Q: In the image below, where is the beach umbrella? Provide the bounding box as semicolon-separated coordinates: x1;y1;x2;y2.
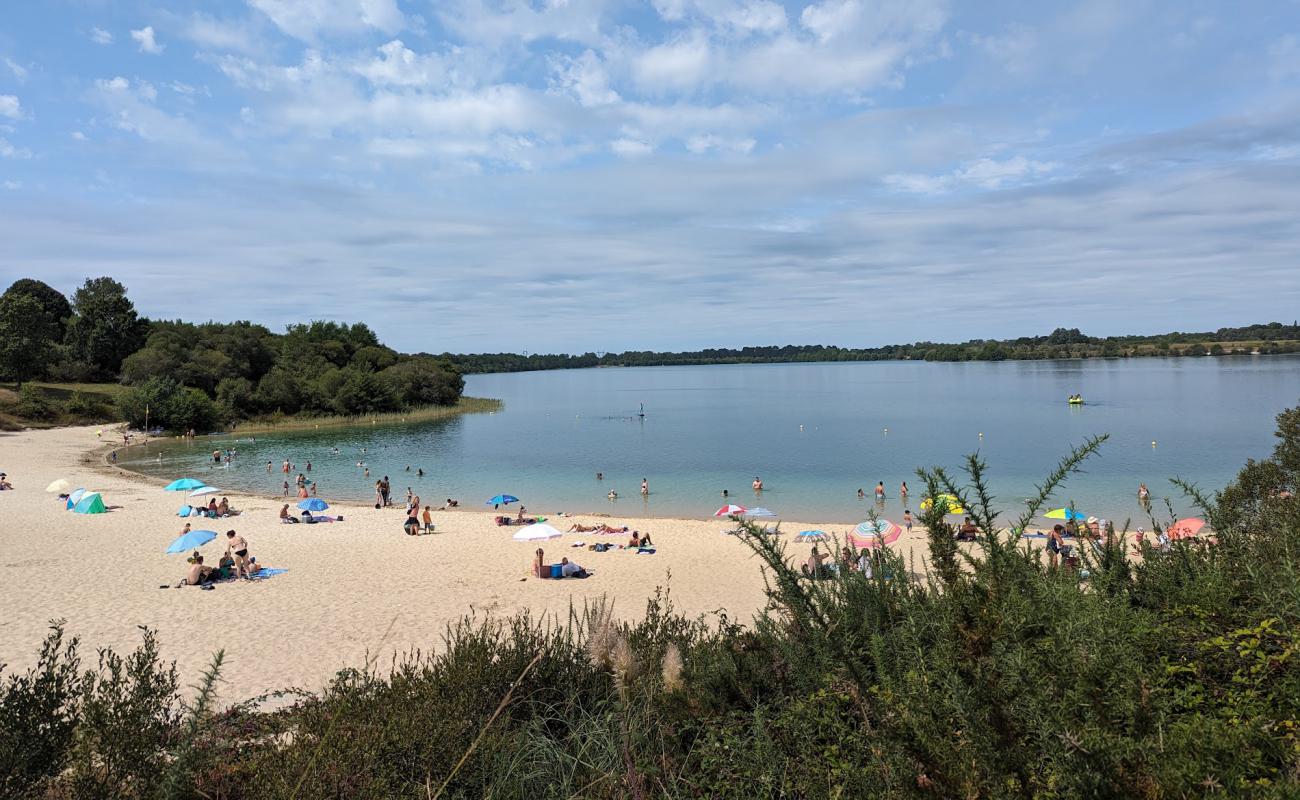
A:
743;507;777;518
45;478;71;494
714;504;748;517
486;494;519;506
796;530;827;542
512;523;562;541
1045;508;1088;521
851;519;902;549
188;486;220;497
1169;518;1206;539
920;494;965;514
72;492;107;514
297;498;329;512
164;478;207;492
166;529;217;554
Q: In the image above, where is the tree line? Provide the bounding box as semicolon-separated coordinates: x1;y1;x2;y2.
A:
0;278;464;431
439;323;1300;373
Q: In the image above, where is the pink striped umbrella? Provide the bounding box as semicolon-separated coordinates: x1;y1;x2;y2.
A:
714;504;748;517
850;519;903;549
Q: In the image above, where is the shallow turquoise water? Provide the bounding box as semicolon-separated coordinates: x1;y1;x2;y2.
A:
121;356;1300;524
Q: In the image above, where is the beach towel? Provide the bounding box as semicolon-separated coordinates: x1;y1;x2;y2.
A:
247;567;288;581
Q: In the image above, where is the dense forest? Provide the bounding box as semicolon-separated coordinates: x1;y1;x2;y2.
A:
0;278;464;431
440;322;1300;373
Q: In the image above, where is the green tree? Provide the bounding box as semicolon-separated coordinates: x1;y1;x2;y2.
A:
380;359;465;407
333;370;397;415
2;279;72;340
65;277;147;379
0;292;61;387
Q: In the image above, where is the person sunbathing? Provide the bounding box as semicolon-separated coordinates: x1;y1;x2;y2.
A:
185;553;216;585
560;557;588;578
0;472;12;490
628;532;641;548
598;524;629;534
639;531;653;547
568;523;599;532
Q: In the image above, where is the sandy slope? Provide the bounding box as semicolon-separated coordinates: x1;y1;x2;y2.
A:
0;425;943;703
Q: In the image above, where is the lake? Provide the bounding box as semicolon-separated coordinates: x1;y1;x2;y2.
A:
121;356;1300;524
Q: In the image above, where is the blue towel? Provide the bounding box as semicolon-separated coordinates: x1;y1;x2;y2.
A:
248;567;288;581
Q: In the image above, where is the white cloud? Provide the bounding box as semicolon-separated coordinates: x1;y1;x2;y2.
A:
2;180;20;190
98;76;130;93
0;95;20;119
611;137;654;158
633;34;712;92
5;58;28;81
90;27;113;45
550;50;620;107
131;26;165;54
0;137;31;159
685;133;756;155
71;131;87;141
183;13;260;53
885;155;1057;193
800;0;863;43
354;40;446;88
249;0;404;41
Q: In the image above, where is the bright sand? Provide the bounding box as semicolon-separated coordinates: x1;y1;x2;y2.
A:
1;425;945;704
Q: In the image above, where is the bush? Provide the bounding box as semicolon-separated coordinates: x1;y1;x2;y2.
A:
14;385;55;421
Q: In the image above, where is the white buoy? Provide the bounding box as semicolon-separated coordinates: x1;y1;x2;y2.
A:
799;424;804;431
883;427;888;433
979;432;984;438
1152;440;1157;448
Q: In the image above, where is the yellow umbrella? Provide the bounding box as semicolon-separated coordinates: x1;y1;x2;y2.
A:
920;493;965;514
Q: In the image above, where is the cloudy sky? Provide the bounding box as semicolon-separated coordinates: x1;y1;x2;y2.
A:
2;1;1299;354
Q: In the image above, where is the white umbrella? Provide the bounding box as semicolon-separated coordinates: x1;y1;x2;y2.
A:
189;486;220;497
512;523;562;541
45;478;71;494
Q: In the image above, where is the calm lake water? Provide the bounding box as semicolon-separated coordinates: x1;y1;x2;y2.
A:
122;357;1300;524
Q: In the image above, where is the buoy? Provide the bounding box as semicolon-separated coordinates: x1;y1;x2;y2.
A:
1152;440;1157;448
883;427;888;433
978;432;984;438
799;424;804;431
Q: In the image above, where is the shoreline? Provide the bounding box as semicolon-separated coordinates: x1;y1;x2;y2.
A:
2;425;946;705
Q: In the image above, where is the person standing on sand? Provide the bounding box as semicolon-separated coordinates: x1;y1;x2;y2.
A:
225;530;250;579
903;510;913;532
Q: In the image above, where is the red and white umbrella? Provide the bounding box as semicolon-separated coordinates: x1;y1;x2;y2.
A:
714;504;748;517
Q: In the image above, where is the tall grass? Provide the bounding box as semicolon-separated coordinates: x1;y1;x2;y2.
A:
227;396;502;433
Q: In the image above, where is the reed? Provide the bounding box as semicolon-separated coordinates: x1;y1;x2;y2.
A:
226;396;502;433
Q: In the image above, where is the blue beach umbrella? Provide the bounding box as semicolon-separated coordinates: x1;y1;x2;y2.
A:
165;478;207;492
796;530;827;542
486;494;519;506
166;529;217;554
743;507;777;518
297;498;329;512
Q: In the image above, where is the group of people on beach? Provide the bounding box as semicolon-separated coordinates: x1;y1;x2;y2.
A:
181;529;260;585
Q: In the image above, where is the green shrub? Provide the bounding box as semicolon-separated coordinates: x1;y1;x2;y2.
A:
14;385;56;421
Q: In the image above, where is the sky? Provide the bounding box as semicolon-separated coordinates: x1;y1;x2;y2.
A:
1;1;1299;355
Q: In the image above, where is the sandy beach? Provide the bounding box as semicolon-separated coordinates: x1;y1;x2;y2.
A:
0;425;949;704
